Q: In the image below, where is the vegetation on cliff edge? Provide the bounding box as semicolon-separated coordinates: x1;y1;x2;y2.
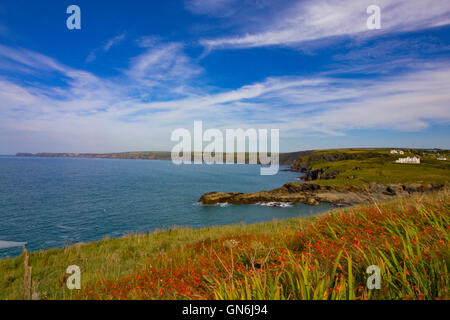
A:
0;190;448;300
291;148;450;186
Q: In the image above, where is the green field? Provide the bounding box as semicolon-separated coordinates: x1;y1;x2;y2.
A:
292;148;450;186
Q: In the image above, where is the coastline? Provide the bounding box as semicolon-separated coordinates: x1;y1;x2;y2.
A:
14;150;314;166
0;190;447;300
1;149;448;300
199;148;450;206
199;181;445;206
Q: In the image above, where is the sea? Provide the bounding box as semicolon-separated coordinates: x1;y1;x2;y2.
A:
0;156;331;258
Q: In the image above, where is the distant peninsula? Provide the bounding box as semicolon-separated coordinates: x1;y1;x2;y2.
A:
16;151;173;160
15;150;315;165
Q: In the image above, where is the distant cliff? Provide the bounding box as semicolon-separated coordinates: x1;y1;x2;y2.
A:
15;151;313;165
16;152;172;160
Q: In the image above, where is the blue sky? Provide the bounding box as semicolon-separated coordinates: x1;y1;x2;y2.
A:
0;0;449;153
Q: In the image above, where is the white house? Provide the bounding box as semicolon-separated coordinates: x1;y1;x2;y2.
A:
437;157;447;161
394;157;420;164
390;149;404;155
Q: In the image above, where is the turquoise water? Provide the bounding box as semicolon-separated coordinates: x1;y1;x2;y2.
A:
0;156;331;258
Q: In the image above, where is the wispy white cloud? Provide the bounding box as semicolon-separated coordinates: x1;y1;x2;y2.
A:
126;42;203;94
1;41;449;153
184;0;239;17
199;0;450;50
86;32;126;63
136;35;161;48
0;44;70;74
104;33;126;51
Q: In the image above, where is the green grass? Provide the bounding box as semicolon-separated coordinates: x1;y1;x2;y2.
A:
2;148;449;300
293;149;450;187
210;191;450;300
0;219;301;300
0;190;448;300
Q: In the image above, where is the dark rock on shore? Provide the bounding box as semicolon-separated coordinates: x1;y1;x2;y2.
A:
198;182;444;206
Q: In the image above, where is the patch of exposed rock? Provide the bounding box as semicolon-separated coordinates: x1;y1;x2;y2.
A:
199;182;444;206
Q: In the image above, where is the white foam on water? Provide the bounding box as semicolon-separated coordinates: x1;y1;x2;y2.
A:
258;202;293;208
196;202;230;207
0;240;27;249
56;224;75;230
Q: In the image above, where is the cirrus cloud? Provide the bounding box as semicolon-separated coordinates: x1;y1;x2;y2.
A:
199;0;450;50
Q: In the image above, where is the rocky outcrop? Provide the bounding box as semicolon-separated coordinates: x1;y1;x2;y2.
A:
301;168;339;181
199;182;444;206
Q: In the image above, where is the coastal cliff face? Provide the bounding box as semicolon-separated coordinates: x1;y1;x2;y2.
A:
199;149;450;206
199;182;445;206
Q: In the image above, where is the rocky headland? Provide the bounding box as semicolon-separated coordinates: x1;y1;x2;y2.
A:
199;181;445;206
199;149;449;206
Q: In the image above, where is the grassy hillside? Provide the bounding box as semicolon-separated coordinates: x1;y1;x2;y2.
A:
1;189;448;300
292;148;450;186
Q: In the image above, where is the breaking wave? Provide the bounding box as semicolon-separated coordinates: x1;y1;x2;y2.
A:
0;240;27;249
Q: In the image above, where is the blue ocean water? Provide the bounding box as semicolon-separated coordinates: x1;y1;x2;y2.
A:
0;156;331;258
